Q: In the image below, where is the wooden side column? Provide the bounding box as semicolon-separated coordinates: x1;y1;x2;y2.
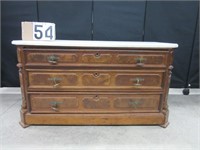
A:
160;49;174;128
17;46;29;128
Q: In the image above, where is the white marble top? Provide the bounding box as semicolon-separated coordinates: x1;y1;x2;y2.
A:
11;40;178;49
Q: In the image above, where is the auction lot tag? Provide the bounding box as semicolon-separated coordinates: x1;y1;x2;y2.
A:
33;22;55;40
21;21;56;41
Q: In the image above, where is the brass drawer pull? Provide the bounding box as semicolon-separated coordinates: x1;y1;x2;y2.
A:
135;57;146;66
131;77;144;86
128;100;142;108
47;55;59;64
49;101;62;111
48;77;62;88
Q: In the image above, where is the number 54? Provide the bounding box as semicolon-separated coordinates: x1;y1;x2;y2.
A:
33;23;55;40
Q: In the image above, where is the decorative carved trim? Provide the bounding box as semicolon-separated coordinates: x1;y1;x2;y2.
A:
17;46;28;127
161;49;174;126
19;71;26;109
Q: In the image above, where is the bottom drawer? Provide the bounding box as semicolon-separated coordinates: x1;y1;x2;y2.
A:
29;93;161;113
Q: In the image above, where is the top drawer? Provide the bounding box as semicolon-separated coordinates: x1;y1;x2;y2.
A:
24;49;168;68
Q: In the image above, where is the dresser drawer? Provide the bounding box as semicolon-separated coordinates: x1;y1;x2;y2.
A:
29;93;161;113
25;51;78;65
24;50;167;68
27;69;164;91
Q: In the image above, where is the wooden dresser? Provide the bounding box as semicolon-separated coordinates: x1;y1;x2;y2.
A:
12;40;178;128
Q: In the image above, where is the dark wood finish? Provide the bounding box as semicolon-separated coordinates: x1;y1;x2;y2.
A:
16;46;174;128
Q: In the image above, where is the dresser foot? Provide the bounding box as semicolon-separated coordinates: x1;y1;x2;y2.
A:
19;121;30;128
160;122;169;128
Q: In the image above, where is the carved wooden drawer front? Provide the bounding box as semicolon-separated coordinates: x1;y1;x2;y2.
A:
25;51;78;65
30;95;79;113
113;94;160;112
116;54;166;67
28;72;78;89
81;53;112;64
27;70;164;91
24;50;167;68
30;93;161;113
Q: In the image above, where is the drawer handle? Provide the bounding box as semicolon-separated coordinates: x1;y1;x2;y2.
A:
128;100;142;108
48;77;62;88
49;101;62;111
47;55;59;64
135;57;146;66
131;77;144;86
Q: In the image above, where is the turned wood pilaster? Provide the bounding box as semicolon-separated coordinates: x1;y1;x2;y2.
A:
160;50;174;128
17;46;29;128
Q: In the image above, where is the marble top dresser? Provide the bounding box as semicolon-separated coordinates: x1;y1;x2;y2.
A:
12;40;178;128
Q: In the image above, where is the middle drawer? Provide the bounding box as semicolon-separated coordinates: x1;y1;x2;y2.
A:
27;69;165;91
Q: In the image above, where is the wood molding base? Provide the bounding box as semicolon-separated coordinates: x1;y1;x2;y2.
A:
25;113;165;126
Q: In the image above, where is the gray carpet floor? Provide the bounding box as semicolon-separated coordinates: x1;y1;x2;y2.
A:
0;94;199;150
